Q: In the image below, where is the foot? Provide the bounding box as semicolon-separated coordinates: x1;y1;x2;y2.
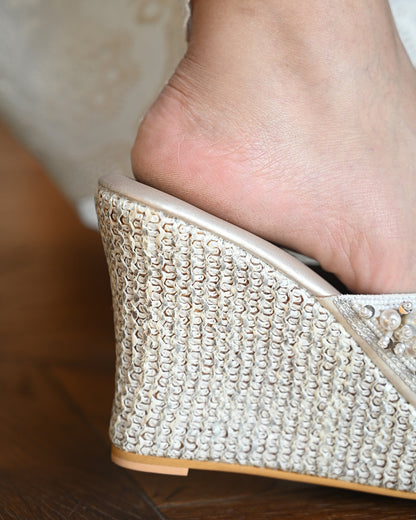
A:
131;0;416;294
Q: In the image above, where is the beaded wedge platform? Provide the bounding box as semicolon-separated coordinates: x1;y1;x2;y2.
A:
96;174;416;500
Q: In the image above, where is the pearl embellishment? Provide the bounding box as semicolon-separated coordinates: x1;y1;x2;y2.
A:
395;324;416;341
357;303;416;361
393;342;406;356
379;309;402;331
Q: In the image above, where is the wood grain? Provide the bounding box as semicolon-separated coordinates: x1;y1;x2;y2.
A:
0;123;164;520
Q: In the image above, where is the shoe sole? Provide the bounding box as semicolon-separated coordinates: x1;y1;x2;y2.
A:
111;446;416;499
96;174;416;500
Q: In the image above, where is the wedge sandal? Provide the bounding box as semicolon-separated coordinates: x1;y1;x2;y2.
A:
95;174;416;500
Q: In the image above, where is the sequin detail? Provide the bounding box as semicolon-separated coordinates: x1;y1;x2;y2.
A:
96;187;416;494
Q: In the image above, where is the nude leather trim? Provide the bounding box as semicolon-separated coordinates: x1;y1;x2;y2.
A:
98;174;338;298
112;447;416;500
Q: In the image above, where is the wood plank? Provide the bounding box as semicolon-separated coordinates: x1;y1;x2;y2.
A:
0;362;164;520
0;121;165;520
51;366;115;442
158;481;416;520
0;124;115;366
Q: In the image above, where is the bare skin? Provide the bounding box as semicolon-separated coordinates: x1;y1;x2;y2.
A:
132;0;416;294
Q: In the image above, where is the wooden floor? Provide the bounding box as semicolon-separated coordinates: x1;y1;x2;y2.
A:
1;120;416;520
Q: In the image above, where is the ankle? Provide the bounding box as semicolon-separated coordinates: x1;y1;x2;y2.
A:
184;0;409;122
188;0;401;68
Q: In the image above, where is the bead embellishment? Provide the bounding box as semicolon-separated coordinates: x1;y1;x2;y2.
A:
399;301;413;315
355;302;416;355
352;301;416;374
332;293;416;397
357;305;375;320
379;308;402;332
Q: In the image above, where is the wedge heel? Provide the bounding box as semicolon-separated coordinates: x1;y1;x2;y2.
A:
95;176;416;499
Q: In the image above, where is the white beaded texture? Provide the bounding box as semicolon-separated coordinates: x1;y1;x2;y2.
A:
337;296;416;394
96;187;416;494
